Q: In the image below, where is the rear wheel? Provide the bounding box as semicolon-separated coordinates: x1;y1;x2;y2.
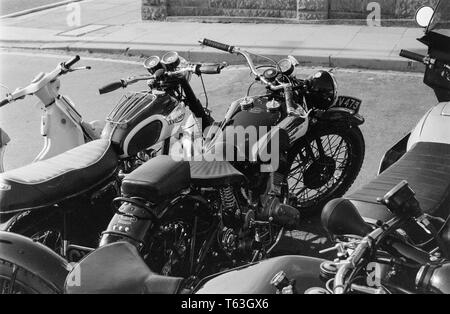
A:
145;208;213;279
288;125;365;216
0;259;58;294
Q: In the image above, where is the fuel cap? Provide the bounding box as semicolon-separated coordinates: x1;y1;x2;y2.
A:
266;99;281;113
239;97;254;110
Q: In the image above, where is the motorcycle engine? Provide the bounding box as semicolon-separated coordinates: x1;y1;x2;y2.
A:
217;186;255;259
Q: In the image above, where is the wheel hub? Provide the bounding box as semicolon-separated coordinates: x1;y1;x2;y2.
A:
303;156;336;189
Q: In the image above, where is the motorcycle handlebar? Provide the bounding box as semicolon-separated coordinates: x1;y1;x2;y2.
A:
198;63;223;75
399;50;426;63
0;98;9;108
201;38;234;53
64;55;81;68
99;80;124;95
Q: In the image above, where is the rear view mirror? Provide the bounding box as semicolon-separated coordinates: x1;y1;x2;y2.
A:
415;6;434;28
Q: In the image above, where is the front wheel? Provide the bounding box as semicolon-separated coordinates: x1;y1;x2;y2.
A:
0;259;58;294
287;125;365;216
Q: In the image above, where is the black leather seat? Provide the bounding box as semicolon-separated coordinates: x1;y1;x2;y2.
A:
121;155;191;203
65;242;183;294
346;142;450;223
0;139;118;213
190;160;246;187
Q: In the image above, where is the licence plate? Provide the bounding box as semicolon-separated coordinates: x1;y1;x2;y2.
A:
334;96;362;113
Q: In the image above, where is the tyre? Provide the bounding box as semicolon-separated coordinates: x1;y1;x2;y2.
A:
288;125;365;216
0;259;59;294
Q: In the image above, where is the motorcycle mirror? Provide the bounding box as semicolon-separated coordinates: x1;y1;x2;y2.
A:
321;198;372;237
415;6;434;28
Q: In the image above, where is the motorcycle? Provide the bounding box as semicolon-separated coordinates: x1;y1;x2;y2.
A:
0;53;216;261
337;2;450;248
94;39;365;280
0;56;103;172
62;181;450;294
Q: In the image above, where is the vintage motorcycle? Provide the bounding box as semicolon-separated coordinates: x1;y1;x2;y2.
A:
88;40;365;280
0;53;216;261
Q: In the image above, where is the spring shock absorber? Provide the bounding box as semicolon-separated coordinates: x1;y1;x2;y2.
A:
220;186;239;215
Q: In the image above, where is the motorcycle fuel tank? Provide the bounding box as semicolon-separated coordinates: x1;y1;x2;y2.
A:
101;92;179;158
196;255;325;294
217;96;283;161
408;101;450;150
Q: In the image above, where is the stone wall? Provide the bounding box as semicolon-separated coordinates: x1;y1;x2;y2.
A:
142;0;438;21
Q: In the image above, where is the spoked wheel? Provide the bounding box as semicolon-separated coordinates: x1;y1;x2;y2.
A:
288;126;365;216
0;260;58;294
148;220;193;278
146;213;212;279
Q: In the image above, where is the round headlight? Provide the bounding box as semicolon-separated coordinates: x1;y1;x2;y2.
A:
305;70;338;110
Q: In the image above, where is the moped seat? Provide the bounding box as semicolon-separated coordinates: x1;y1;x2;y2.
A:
65;242;183;294
0;139;118;213
346;142;450;223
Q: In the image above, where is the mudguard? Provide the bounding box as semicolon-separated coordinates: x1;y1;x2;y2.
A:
317;107;365;126
0;231;70;293
0;128;10;148
408;102;450;150
378;133;411;174
195;255;326;294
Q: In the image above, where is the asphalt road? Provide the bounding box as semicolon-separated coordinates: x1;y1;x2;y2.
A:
0;49;437;255
0;0;64;16
0;50;436;185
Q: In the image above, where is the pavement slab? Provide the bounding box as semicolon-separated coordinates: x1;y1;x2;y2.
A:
0;0;431;72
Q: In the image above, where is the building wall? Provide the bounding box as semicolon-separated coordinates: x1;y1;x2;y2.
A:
142;0;438;21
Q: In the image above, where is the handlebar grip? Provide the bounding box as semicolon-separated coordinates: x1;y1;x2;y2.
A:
64;55;81;68
199;64;222;75
0;98;9;108
399;50;426;63
201;38;234;53
99;81;124;95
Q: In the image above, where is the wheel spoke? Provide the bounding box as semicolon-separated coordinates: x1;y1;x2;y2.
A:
7;265;19;294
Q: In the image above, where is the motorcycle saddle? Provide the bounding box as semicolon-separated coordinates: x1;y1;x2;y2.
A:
0;139;118;213
65;242;183;294
121;155;191;203
189;160;246;187
121;155;246;204
346;142;450;223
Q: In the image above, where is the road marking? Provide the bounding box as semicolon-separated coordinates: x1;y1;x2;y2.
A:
0;49;424;77
0;49;142;65
0;0;84;19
